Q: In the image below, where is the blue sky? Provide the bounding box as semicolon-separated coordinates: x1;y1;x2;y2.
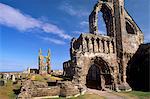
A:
0;0;149;72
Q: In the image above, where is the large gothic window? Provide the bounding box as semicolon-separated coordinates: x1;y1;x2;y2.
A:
98;12;107;35
98;4;114;36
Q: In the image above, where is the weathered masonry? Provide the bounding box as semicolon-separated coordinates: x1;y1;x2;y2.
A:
63;0;144;91
38;49;51;74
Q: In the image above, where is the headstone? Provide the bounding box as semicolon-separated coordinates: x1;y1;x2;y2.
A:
3;74;9;80
11;75;16;82
0;80;5;86
0;74;2;79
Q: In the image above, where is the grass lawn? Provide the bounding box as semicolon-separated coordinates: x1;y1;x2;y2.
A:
55;93;105;99
0;79;149;99
72;93;105;99
0;80;21;99
111;91;150;99
121;91;150;99
30;74;63;82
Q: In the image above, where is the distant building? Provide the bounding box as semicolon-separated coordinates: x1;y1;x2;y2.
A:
38;48;51;74
27;49;51;75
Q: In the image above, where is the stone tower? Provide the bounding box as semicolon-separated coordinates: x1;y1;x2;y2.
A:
38;49;51;74
46;49;51;74
63;0;144;92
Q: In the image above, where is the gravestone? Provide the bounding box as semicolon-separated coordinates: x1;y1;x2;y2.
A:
0;80;5;86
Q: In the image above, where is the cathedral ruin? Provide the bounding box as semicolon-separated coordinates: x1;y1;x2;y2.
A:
38;49;51;74
63;0;144;91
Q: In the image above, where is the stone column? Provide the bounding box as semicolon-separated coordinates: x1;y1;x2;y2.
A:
82;37;87;52
122;60;127;83
104;40;108;53
109;41;114;53
107;41;110;53
113;66;120;91
88;38;93;52
94;39;98;53
99;39;103;52
100;75;105;90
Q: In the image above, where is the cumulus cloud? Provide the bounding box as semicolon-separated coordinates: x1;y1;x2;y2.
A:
59;2;89;17
0;3;71;39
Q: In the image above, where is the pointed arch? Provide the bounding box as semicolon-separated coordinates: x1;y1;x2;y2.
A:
89;3;114;36
86;56;114;90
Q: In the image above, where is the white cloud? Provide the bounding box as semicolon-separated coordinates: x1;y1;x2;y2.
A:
59;2;89;17
0;3;71;39
40;37;66;45
80;21;89;27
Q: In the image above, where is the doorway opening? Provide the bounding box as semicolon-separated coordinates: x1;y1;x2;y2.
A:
86;57;113;90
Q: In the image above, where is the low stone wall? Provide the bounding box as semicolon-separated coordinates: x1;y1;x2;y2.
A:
34;87;60;97
59;81;80;97
18;80;85;98
32;81;48;88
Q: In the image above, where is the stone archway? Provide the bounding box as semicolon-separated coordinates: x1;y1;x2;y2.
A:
89;3;114;36
86;57;114;90
86;64;101;89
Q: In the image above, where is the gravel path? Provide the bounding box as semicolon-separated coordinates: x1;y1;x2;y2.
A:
87;88;126;99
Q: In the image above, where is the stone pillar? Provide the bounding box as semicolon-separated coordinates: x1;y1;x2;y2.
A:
107;41;110;53
104;40;108;53
101;40;105;53
122;60;127;83
94;39;99;53
99;39;103;52
82;37;87;52
47;49;51;74
113;66;120;91
101;75;105;90
109;41;114;53
88;38;93;52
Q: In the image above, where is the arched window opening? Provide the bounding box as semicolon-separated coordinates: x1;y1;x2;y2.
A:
126;22;135;34
98;12;107;35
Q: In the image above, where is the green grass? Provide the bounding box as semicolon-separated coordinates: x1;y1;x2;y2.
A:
0;80;21;99
111;90;150;99
1;80;149;99
30;74;63;82
121;91;150;99
71;93;105;99
53;94;105;99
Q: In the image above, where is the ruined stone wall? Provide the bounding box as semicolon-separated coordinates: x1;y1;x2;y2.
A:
127;43;150;91
71;34;115;54
63;60;74;79
63;0;144;91
66;33;119;88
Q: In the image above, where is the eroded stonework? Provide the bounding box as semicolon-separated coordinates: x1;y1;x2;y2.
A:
38;49;51;74
63;0;144;91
